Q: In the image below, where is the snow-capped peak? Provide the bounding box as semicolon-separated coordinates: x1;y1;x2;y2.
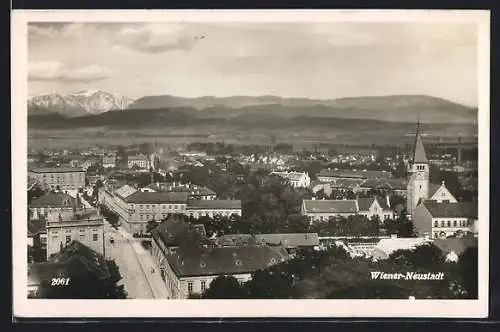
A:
28;90;135;117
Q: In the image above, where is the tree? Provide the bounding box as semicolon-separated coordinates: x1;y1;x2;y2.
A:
202;275;246;299
458;247;478;299
36;259;128;299
388;243;446;269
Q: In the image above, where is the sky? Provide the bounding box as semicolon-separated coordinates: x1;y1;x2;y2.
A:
28;22;478;106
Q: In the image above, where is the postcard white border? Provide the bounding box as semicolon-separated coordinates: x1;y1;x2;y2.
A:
12;9;490;318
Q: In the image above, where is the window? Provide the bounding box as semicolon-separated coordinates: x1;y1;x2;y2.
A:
65;235;71;243
453;220;457;227
79;234;86;241
434;221;438;227
447;220;451;227
201;281;206;292
434;232;439;239
188;282;193;294
93;234;98;241
441;220;445;227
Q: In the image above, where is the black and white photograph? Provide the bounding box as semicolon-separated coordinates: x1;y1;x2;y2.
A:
12;10;490;318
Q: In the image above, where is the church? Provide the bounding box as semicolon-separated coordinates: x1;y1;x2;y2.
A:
407;124;478;239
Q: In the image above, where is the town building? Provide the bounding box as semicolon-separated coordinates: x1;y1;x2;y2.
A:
150;219;289;299
412;200;478;239
102;153;116;168
358;178;408;196
357;196;394;221
45;205;105;259
100;183;240;233
28;241;110;298
127;154;150;169
316;169;392;183
29;192;76;220
29;167;85;191
301;197;394;222
141;182;217;200
186;200;242;219
406;123;464;222
28;218;47;250
271;171;311;188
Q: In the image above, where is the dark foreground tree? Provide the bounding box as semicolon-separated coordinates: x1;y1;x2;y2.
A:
36;259;128;299
459;246;478;299
202;275;246;299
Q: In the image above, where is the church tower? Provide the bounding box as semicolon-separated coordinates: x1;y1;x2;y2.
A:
406;121;429;218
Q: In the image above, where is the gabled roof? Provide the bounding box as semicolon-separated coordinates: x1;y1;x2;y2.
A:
422;201;477;218
29;193;76;208
167;246;290;278
186;199;241;210
360;178;407;191
357;197;375;211
429;183;442;198
303;200;358;214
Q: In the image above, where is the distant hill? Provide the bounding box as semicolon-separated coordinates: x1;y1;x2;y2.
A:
128;94;477;124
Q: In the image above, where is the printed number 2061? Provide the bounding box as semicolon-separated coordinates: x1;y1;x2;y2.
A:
51;278;70;286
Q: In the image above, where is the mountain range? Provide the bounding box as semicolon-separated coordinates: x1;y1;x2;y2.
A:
27;90;478;127
28;90;135;117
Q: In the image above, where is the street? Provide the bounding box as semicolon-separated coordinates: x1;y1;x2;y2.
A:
104;223;154;299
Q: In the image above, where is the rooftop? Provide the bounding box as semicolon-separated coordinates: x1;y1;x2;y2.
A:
167;245;290;278
317;169;392;180
187;199;242;210
29;192;76;208
125;191;189;204
303;200;358;214
30;167;84;173
422;201;477;218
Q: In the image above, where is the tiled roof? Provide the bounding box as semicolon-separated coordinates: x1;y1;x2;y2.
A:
29;241;110;286
303;200;357;214
30;167;84;173
357;197;375;211
167;246;289;278
432;237;478;256
125;191;189;204
423;201;477;218
151;217;210;248
145;182;216;196
186;199;242;210
29;193;76;208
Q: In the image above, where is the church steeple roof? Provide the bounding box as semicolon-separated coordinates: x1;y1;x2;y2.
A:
413;120;428;164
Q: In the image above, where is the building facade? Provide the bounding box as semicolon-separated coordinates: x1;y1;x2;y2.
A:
412;200;477;239
29;192;76;220
127;154;150;169
271;171;311;188
29;167;85;191
45;207;105;259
